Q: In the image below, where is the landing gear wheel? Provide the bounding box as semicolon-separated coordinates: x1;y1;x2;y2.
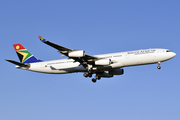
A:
83;73;92;78
157;66;161;69
92;78;97;83
89;74;92;78
96;76;101;80
157;62;161;69
83;73;89;78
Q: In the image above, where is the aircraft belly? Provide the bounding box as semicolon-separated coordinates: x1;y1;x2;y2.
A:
29;66;70;74
48;63;80;73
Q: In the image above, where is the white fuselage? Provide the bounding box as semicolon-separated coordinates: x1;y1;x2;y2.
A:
17;48;176;74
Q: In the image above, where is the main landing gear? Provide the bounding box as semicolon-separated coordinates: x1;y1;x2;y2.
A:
83;72;101;83
92;78;96;83
92;75;101;83
157;62;161;69
83;72;92;78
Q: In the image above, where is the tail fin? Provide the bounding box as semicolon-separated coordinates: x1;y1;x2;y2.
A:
13;44;42;64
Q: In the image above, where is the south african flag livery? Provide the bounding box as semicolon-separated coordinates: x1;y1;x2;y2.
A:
13;44;42;64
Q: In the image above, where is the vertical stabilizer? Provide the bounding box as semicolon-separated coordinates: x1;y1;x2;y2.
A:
13;44;42;63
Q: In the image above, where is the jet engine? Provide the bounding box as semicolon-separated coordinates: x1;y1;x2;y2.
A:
109;69;124;75
97;72;113;78
95;59;111;65
68;50;85;57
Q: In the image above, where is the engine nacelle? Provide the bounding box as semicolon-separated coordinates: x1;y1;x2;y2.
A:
68;50;85;57
95;59;111;65
109;69;124;75
98;72;113;78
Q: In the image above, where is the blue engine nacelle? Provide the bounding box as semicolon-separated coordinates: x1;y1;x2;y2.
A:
109;69;124;75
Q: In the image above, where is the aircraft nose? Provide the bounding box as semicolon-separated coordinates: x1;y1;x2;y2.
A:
172;52;176;57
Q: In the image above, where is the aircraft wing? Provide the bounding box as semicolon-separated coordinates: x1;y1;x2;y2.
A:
39;36;73;51
39;36;98;67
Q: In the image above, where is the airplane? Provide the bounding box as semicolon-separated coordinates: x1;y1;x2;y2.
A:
6;36;176;83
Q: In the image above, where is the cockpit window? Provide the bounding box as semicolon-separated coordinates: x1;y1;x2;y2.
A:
166;50;171;52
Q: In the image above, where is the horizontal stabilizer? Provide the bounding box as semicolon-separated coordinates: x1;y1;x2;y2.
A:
5;59;30;67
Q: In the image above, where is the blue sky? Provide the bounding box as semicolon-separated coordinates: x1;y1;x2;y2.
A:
1;0;180;120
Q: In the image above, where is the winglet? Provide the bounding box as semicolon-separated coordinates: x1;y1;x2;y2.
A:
38;36;47;42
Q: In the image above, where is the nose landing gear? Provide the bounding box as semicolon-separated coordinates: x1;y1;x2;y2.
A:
157;62;161;69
